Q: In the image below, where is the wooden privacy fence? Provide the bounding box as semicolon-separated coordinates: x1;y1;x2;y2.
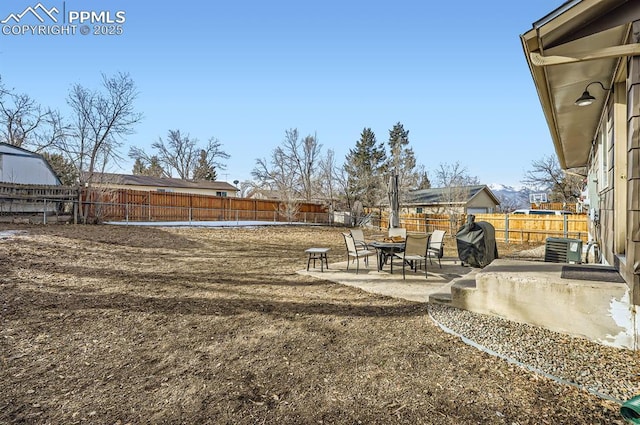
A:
372;212;589;244
374;212;464;235
82;189;331;224
531;202;583;213
473;213;588;243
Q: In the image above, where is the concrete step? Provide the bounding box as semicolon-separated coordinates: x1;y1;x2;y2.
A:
450;278;478;306
451;278;477;290
428;292;452;305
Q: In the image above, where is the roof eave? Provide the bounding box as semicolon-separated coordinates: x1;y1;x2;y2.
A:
520;0;634;170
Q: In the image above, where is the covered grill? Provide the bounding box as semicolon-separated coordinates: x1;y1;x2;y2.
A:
456;215;498;268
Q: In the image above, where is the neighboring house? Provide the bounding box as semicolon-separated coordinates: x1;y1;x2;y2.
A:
89;173;239;197
245;188;324;204
521;0;639;347
403;185;500;215
246;188;283;201
0;143;61;186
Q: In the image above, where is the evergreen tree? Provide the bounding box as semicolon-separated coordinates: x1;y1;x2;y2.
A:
386;122;420;200
416;170;431;190
42;152;77;186
132;156;165;177
343;128;386;208
132;158;146;175
193;150;217;181
146;156;165;177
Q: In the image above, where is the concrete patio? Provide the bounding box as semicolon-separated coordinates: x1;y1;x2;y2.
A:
298;256;478;303
298;255;637;350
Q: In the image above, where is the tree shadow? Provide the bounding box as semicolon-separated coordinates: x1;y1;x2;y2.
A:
4;286;427;320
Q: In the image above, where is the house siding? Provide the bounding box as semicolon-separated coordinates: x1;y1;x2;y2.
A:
629;54;640;305
92;183;235;197
466;190;497;213
520;2;640;348
592;54;640;307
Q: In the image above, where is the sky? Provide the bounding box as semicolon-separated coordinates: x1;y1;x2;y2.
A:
0;0;565;188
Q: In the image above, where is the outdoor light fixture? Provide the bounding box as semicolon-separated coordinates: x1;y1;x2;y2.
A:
574;81;611;106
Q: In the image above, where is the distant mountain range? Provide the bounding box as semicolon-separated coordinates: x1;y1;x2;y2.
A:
487;184;532;210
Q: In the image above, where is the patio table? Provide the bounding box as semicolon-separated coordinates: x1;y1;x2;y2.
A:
369;241;405;273
305;247;330;272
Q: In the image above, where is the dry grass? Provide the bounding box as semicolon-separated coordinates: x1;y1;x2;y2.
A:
0;224;622;424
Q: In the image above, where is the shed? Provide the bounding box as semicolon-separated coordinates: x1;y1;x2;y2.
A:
0;143;61;185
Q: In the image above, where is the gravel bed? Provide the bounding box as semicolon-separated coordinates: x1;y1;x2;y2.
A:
428;303;640;404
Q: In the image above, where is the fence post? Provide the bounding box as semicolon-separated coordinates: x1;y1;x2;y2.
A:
43;199;47;225
504;214;509;244
189;207;192;223
126;203;129;223
563;214;568;238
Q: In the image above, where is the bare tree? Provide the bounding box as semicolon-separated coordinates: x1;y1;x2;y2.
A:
495;194;522;213
193;150;216;180
0;77;67;151
335;165;355;211
251;128;322;203
129;131;228;180
434;162;480;232
237;180;255;198
278;129;322;201
253;145;300;222
434;162;479;189
63;72;143;223
521;155;584;203
317;149;340;218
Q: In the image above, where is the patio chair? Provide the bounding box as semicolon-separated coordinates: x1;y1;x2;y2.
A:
427;230;446;268
387;228;408;264
401;233;429;279
342;232;377;274
388;227;407;240
350;228;370;251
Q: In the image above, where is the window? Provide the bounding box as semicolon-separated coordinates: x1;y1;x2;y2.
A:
598;107;612;190
416;207;423;214
606;107;613;187
216;191;227;197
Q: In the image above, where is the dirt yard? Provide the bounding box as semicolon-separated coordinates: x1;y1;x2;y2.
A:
0;224;624;424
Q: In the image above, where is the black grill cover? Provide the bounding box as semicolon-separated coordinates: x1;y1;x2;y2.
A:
456;215;498;268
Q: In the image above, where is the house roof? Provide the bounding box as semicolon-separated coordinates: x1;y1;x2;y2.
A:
246;188;282;200
520;0;638;169
0;142;62;185
405;185;500;206
90;172;238;191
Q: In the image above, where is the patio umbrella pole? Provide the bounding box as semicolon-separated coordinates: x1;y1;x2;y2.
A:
388;173;400;229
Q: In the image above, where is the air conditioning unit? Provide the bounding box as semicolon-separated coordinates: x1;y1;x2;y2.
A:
544;237;583;264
